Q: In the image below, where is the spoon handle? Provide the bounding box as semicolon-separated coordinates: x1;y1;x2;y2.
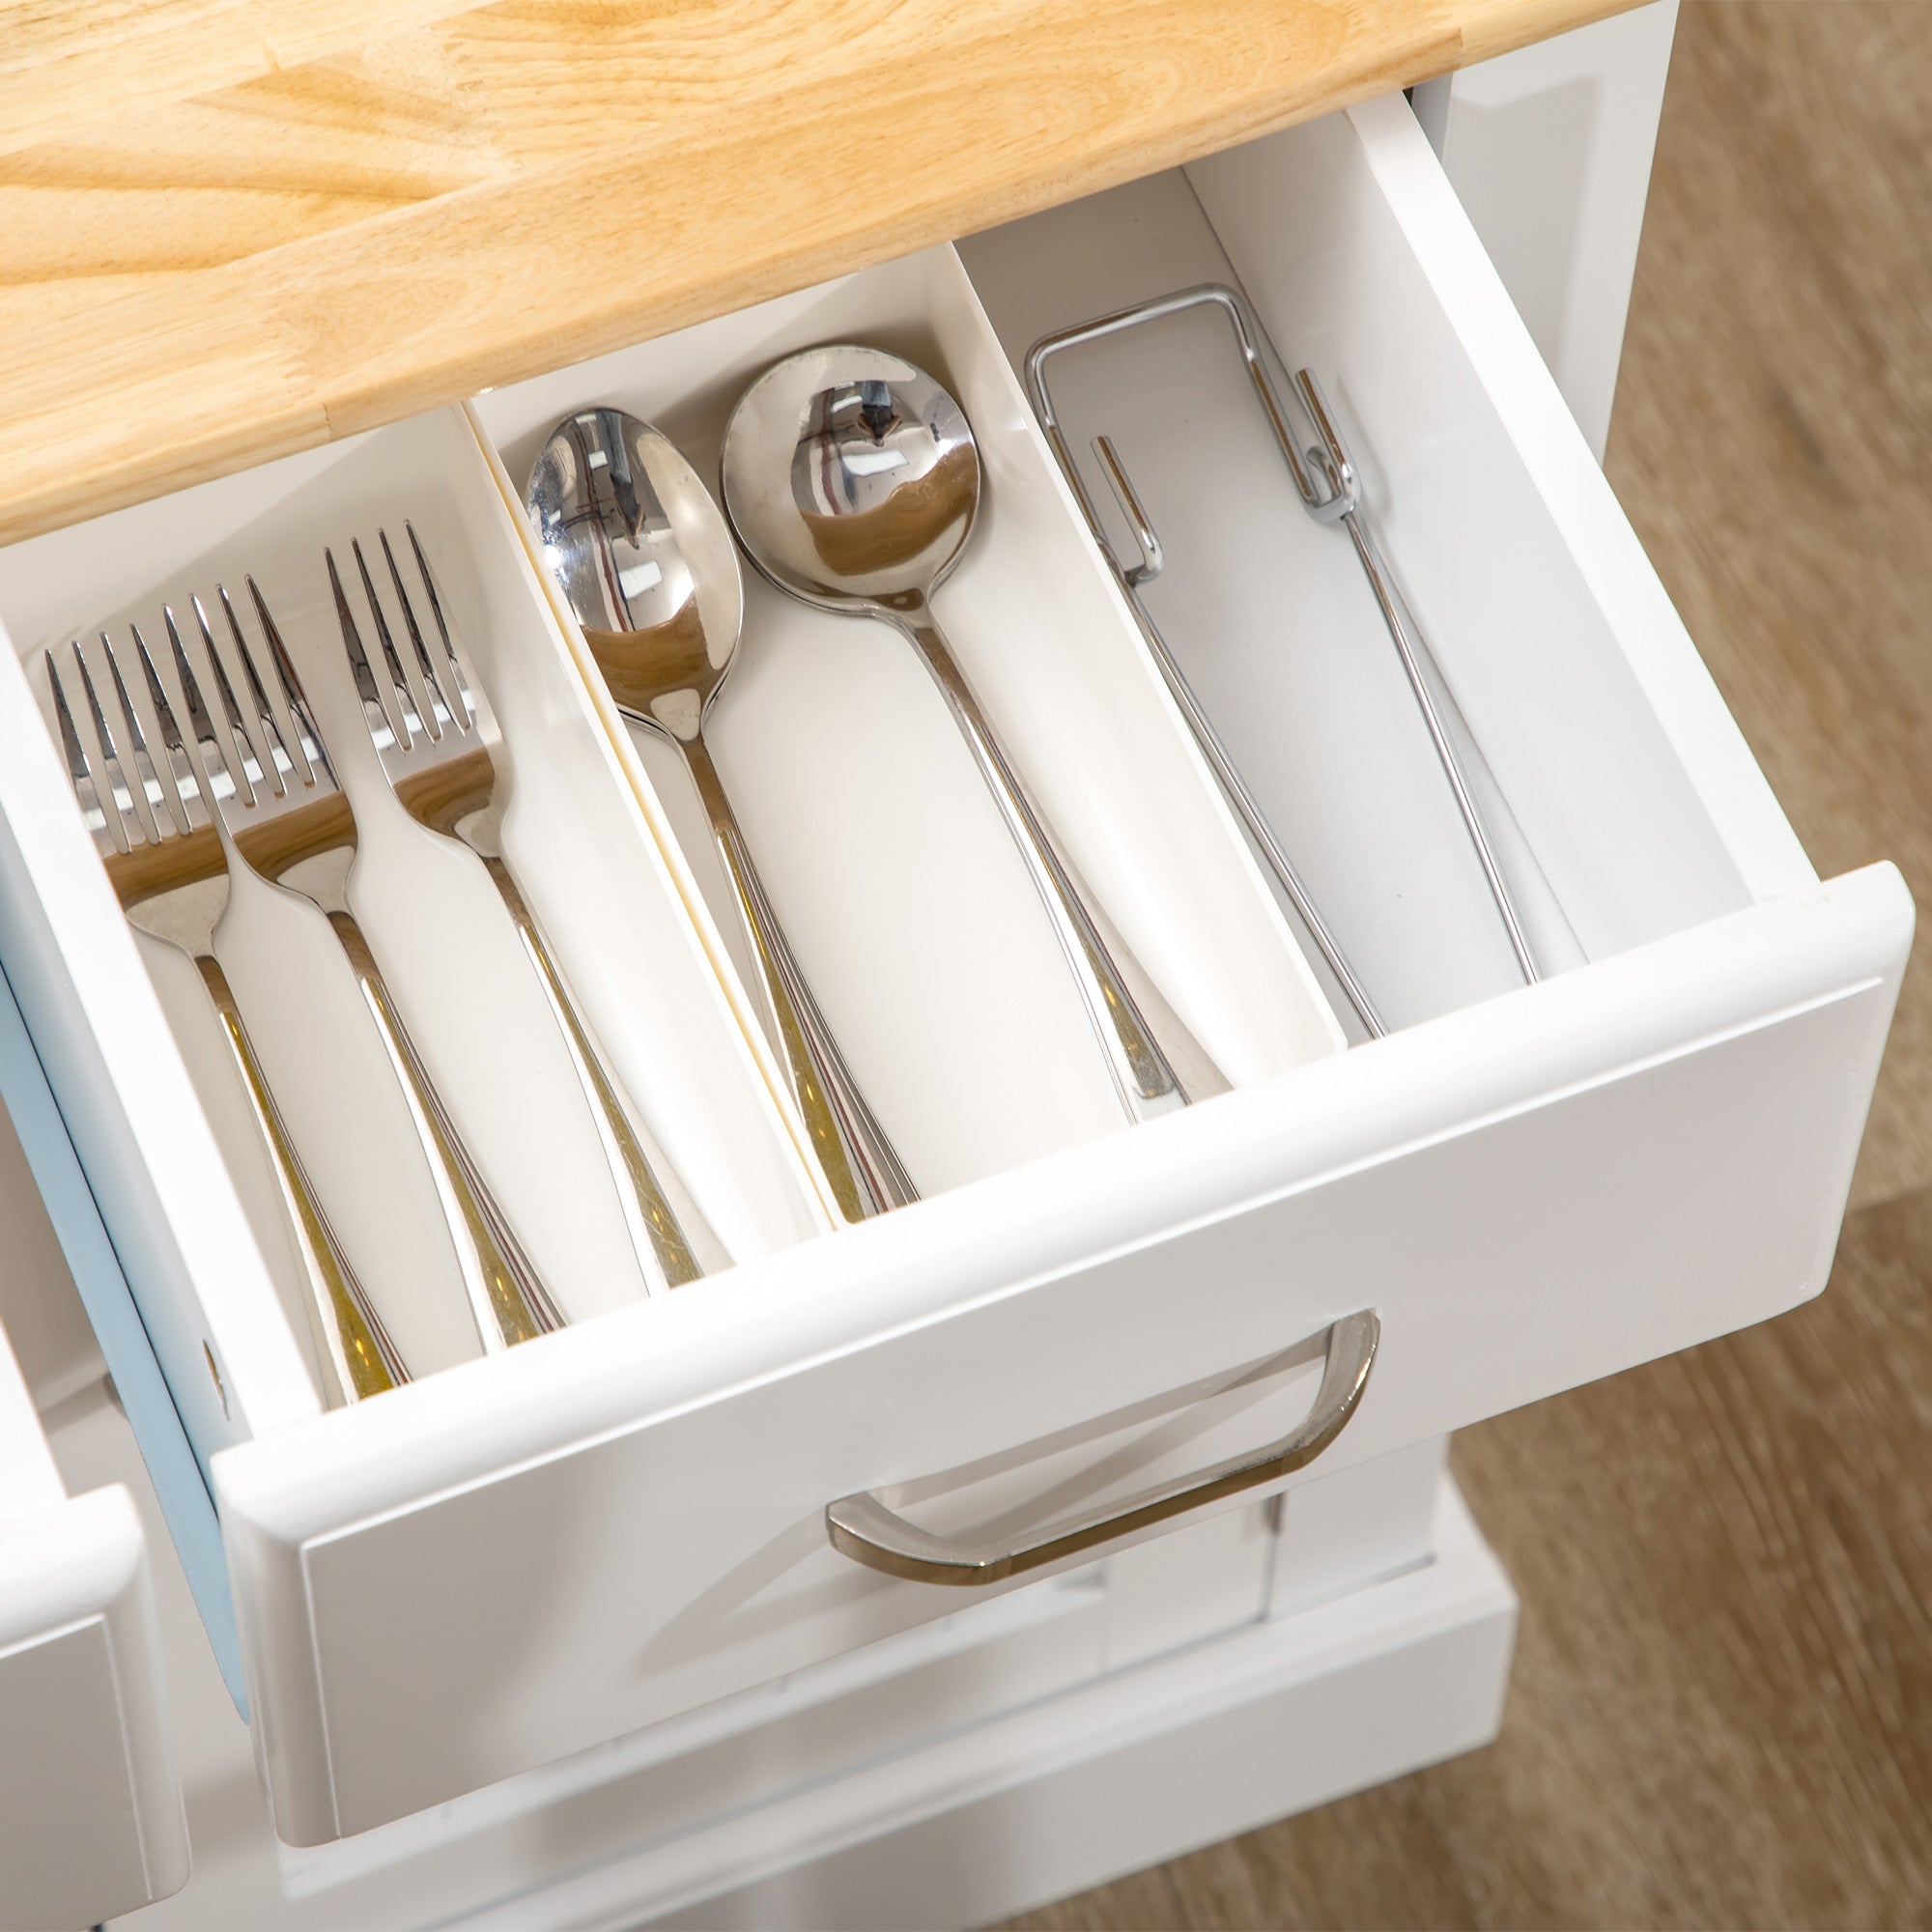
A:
899;613;1187;1122
678;734;919;1221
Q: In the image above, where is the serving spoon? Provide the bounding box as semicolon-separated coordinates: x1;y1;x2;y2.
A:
720;346;1186;1122
527;407;917;1221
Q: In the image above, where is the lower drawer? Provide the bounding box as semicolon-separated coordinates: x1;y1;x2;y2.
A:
0;94;1908;1846
0;978;186;1928
103;1401;1440;1931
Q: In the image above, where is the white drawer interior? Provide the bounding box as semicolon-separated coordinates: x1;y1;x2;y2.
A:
0;94;1904;1844
0;242;1357;1438
0;98;1816;1444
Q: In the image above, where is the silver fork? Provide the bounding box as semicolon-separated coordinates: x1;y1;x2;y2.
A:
166;583;566;1351
328;527;704;1293
43;631;407;1406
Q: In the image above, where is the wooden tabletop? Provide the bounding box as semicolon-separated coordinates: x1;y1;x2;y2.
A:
0;0;1629;550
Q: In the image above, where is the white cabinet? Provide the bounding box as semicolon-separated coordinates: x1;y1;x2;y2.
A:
0;93;1905;1861
1411;0;1682;459
0;1071;185;1928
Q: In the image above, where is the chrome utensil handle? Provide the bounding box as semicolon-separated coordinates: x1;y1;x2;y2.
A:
828;1310;1378;1585
679;734;919;1222
326;910;565;1349
1025;301;1385;1037
899;612;1186;1122
480;855;703;1293
1293;369;1539;985
1025;285;1540;1009
195;952;405;1404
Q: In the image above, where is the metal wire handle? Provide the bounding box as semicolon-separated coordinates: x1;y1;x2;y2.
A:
826;1309;1378;1586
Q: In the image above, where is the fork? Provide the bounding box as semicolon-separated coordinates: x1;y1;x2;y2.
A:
166;584;566;1351
44;632;407;1406
327;527;704;1293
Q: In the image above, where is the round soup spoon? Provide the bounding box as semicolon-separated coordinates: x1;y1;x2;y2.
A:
720;346;1186;1122
527;407;917;1221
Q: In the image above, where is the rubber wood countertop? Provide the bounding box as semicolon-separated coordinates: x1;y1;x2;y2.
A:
0;0;1633;547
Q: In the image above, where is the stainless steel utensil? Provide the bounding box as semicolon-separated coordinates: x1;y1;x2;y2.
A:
719;345;1187;1122
1026;284;1539;1013
169;582;564;1351
44;632;406;1405
527;407;916;1223
327;526;705;1294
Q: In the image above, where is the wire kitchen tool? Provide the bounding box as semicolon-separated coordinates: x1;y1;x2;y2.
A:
1026;284;1542;1036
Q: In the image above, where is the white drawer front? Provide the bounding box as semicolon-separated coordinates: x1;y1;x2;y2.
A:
220;865;1900;1841
0;94;1908;1848
0;1308;185;1927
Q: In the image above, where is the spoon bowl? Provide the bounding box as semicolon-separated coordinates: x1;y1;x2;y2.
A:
526;410;743;742
720;346;979;615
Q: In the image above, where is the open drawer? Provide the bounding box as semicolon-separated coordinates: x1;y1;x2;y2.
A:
0;93;1909;1847
0;987;186;1926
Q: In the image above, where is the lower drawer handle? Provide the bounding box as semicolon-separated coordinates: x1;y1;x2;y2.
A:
826;1309;1379;1586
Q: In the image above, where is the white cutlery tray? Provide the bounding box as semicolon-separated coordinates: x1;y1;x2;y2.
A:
0;242;1350;1414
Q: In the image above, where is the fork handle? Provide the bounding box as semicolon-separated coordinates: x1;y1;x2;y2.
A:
480;855;704;1293
326;910;566;1350
194;952;406;1405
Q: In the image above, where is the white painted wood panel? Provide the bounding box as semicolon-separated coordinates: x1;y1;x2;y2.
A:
1411;1;1681;460
221;856;1905;1841
0;1326;185;1926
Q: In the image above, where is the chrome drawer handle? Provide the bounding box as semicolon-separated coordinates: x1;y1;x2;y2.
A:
826;1309;1378;1586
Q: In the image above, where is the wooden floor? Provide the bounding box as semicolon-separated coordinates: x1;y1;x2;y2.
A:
1001;6;1932;1927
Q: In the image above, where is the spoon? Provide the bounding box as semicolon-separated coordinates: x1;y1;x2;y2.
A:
526;407;917;1222
720;346;1186;1122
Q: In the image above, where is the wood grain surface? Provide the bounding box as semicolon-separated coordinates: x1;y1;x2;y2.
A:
0;0;1639;553
998;6;1932;1926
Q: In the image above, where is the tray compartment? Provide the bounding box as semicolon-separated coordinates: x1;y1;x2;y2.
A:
472;244;1347;1200
0;408;824;1428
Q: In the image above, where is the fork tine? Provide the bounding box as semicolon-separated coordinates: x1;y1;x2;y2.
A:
165;605;244;810
71;640;152;848
46;646;127;855
217;584;301;792
327;547;407;756
101;630;180;838
130;621;207;833
405;523;475;730
380;528;463;737
246;577;335;790
350;538;427;747
191;594;269;801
